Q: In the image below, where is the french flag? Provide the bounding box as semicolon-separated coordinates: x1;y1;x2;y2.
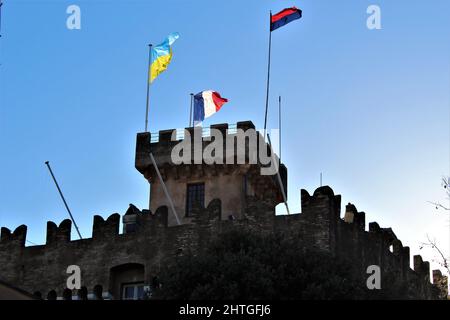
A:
193;90;228;126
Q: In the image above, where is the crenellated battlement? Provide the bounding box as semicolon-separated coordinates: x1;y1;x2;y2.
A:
1;225;27;247
0;186;447;300
135;120;274;176
46;219;72;244
92;214;120;239
414;255;431;280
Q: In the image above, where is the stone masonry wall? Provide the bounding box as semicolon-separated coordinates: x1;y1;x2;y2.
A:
0;186;447;299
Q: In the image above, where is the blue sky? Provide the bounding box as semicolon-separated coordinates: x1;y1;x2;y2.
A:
0;0;449;274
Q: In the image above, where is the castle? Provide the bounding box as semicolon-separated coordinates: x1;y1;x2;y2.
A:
0;121;447;299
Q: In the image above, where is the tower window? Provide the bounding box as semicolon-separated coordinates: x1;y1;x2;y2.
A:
186;183;205;216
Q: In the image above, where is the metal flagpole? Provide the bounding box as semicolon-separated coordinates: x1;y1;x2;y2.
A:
267;134;290;215
0;0;3;38
0;1;3;66
44;161;83;239
149;153;181;225
278;95;281;162
189;93;194;127
263;11;272;139
148;183;151;211
144;44;152;132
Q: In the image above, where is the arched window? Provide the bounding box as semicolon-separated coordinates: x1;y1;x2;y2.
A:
110;263;145;300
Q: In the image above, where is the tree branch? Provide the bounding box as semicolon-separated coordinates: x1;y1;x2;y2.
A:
427;201;450;211
420;235;449;275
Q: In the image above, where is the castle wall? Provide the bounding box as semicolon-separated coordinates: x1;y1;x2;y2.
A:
0;186;447;300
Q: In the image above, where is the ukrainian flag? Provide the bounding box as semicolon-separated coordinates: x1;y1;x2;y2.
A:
150;32;180;83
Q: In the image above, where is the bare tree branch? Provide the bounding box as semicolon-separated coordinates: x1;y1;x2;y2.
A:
442;176;450;197
420;235;449;276
427;201;450;211
427;176;450;211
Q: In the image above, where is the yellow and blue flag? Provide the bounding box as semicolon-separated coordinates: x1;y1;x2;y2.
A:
150;32;180;83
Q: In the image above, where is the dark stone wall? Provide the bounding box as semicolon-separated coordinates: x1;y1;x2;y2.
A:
0;186;447;299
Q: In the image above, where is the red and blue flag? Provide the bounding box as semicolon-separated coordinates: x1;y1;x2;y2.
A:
270;7;302;31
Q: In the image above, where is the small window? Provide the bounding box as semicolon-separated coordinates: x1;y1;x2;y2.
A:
125;223;136;234
122;283;144;300
186;183;205;216
93;285;103;300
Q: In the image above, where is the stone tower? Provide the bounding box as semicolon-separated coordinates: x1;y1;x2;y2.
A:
135;121;288;225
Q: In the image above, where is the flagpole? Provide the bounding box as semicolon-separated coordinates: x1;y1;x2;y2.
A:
0;0;3;38
189;93;194;127
263;11;272;139
267;134;290;215
45;161;83;240
278;95;282;162
144;44;152;132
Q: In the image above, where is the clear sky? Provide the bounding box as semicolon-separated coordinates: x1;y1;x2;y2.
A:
0;0;449;276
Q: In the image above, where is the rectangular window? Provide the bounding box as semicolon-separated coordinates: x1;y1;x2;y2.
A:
186;183;205;216
122;283;144;300
125;223;136;234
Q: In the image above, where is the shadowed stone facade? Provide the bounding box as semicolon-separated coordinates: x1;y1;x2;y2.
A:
0;121;447;299
0;187;447;299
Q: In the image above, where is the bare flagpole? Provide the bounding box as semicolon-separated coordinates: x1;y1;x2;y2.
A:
263;11;272;139
278;95;282;162
267;134;290;215
189;93;194;127
0;0;3;38
144;44;152;132
45;161;83;239
149;153;181;225
0;1;3;66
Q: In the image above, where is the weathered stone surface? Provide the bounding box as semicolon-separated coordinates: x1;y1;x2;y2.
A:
0;124;446;300
0;187;447;300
